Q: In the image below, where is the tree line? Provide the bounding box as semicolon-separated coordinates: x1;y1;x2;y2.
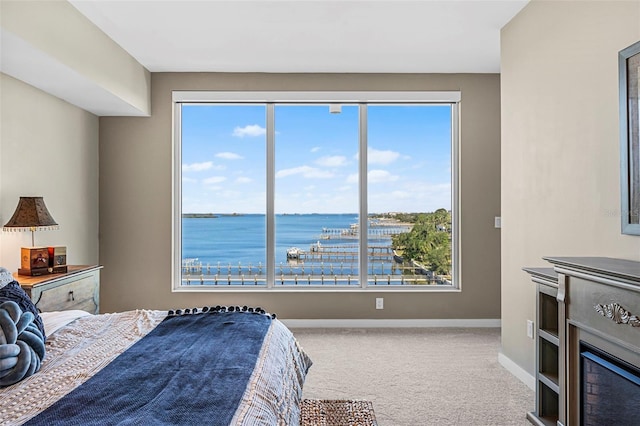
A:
387;209;452;276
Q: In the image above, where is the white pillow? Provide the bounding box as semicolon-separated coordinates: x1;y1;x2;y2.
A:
40;310;93;335
0;267;14;289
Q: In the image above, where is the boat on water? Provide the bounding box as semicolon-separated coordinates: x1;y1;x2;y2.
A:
392;249;404;264
286;247;302;259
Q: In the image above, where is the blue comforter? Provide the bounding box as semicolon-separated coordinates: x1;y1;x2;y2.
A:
26;308;274;425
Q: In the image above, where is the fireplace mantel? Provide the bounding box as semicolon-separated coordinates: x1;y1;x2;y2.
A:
525;257;640;426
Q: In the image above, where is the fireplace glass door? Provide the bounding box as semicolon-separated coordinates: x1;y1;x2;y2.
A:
581;343;640;426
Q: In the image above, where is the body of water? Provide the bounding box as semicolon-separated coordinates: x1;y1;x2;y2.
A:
183;213;363;266
181;214;449;285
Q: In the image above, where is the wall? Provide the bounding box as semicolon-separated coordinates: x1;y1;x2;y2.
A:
500;0;640;378
99;73;502;319
0;73;99;271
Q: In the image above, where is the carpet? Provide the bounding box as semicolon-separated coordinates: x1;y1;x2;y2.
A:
300;399;378;426
295;328;534;425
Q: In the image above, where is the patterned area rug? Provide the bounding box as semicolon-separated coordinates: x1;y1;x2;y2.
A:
300;399;378;426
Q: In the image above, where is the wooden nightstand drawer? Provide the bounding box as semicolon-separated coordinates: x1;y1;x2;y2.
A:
15;265;102;314
37;276;98;313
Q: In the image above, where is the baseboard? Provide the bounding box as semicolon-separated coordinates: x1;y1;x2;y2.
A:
281;318;501;328
498;351;536;390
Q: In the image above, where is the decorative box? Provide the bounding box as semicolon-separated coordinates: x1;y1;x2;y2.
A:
48;246;68;273
19;247;51;276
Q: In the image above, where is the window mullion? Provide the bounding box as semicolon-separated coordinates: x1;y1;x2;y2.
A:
359;104;368;288
266;104;275;288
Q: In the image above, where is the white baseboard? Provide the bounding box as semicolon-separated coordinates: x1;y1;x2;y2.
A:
498;351;536;390
281;318;501;328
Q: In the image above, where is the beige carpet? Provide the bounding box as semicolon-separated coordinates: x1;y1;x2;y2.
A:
292;327;533;426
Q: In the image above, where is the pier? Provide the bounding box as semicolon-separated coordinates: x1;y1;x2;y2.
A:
181;275;444;286
290;244;393;262
181;253;451;286
319;221;412;240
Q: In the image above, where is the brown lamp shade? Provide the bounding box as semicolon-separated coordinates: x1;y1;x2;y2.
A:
3;197;59;231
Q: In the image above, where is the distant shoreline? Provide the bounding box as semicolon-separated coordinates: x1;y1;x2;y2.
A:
182;213;219;218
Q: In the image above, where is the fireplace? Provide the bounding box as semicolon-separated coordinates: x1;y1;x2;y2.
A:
580;342;640;425
543;257;640;426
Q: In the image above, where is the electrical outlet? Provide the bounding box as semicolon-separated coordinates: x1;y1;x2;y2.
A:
494;216;502;228
527;320;534;339
375;298;384;310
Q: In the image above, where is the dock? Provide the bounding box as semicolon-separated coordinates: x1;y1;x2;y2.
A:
182;275;444;286
289;244;393;262
319;221;412;240
181;249;451;286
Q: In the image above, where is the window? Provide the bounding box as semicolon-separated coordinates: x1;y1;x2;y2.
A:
172;92;460;290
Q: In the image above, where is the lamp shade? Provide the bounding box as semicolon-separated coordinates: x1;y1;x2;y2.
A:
3;197;59;231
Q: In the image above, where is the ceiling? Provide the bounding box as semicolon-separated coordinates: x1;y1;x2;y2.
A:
70;0;528;74
1;1;529;115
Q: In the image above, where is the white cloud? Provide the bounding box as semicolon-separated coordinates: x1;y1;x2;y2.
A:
203;176;227;184
369;182;452;212
368;169;399;183
346;173;358;184
235;176;252;184
390;190;411;199
311;147;321;153
276;165;334;179
232;124;266;138
316;155;348;167
368;148;401;165
216;152;244;160
307;169;335;178
182;176;197;183
183;161;213;172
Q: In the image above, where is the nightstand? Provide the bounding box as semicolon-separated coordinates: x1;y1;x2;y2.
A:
14;265;102;314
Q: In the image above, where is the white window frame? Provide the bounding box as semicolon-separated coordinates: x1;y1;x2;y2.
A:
172;91;461;292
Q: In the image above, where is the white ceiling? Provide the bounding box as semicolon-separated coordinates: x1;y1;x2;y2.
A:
1;1;529;115
70;0;529;73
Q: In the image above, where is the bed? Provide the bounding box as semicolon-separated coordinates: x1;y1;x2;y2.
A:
0;304;312;425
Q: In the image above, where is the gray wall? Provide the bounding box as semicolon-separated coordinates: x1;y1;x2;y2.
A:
0;74;99;270
500;0;640;377
99;73;502;318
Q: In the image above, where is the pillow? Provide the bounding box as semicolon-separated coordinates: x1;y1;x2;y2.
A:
40;310;92;336
0;272;46;341
0;301;46;386
0;267;13;289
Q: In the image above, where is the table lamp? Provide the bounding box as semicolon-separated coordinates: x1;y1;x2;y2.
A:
3;196;59;275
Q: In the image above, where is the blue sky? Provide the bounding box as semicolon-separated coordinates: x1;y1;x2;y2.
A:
181;104;451;214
